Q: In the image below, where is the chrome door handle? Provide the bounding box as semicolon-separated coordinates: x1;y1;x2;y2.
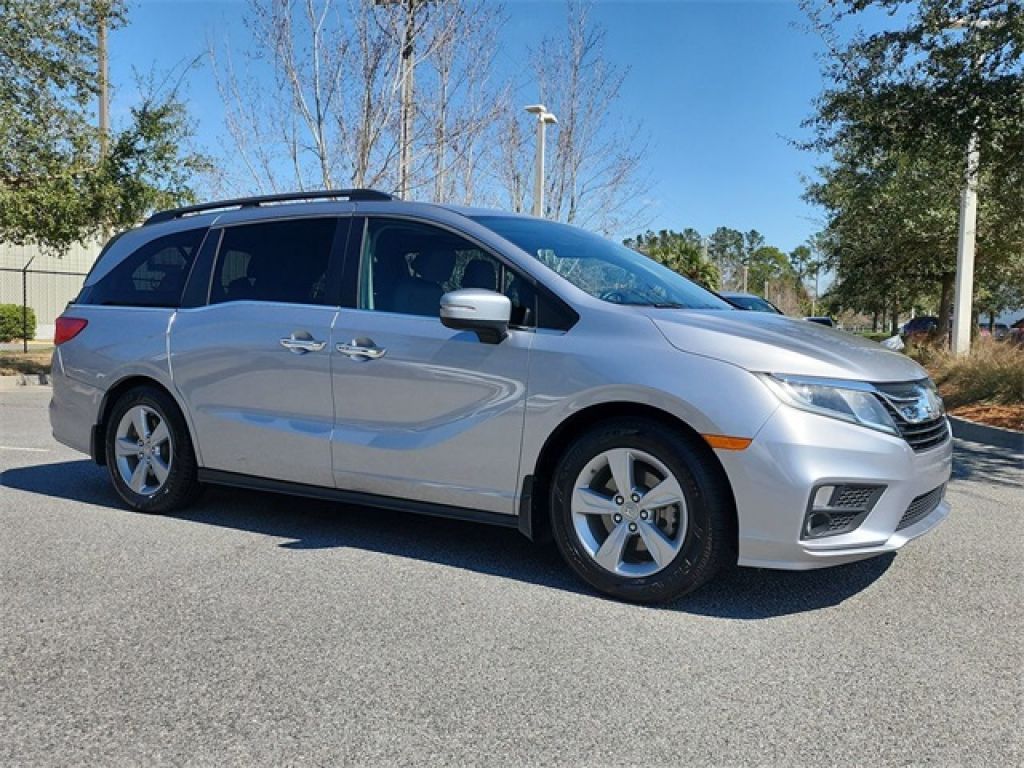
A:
280;337;326;353
336;341;386;360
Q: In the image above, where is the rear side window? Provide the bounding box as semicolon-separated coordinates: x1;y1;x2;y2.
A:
79;229;205;307
210;218;338;306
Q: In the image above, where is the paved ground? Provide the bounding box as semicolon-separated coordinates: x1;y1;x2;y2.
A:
1;387;1021;767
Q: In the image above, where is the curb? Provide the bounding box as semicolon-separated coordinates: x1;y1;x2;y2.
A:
949;415;1023;453
0;374;50;389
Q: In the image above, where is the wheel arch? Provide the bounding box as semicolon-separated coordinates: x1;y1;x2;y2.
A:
520;401;738;555
92;375;197;466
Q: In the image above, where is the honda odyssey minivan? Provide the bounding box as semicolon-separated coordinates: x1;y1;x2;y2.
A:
50;189;952;603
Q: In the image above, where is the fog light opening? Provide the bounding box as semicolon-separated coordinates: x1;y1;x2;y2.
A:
802;483;886;540
806;511;834;537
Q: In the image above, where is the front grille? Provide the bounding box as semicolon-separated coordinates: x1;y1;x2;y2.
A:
874;382;950;453
890;414;950;452
897;485;945;530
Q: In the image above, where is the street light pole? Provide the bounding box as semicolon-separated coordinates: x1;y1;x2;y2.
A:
952;118;980;355
947;16;998;356
525;104;557;217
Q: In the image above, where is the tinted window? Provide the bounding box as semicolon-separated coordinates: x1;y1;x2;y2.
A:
472;215;733;311
210;218;338;305
357;218;537;324
80;229;205;307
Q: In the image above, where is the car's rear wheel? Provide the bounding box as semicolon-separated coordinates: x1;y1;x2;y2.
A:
550;418;734;603
104;386;201;514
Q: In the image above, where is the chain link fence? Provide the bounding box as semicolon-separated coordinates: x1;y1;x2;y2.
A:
0;266;89;351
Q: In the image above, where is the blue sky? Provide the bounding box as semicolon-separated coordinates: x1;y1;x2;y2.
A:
109;1;832;251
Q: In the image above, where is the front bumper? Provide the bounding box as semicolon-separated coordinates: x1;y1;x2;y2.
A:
717;404;953;570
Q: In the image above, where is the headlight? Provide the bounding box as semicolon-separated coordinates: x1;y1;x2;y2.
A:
757;374;898;435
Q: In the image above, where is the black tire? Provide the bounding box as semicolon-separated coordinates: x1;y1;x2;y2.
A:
549;418;734;603
104;385;201;514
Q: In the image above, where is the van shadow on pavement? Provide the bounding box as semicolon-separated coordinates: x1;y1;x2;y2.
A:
950;438;1023;488
3;459;894;620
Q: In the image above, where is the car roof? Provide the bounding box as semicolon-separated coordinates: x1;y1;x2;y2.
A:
139;190;536;236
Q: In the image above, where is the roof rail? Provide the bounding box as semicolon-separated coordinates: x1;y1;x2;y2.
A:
144;189;393;225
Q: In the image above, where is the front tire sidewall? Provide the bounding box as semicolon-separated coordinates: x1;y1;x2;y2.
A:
550;421;730;603
104;387;198;514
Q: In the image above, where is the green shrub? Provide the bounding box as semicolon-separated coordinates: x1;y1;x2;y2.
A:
0;304;37;343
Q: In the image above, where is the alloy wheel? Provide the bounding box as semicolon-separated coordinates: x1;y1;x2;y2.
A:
571;448;688;578
114;405;173;496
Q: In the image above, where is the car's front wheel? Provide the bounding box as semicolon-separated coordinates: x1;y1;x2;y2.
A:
550;418;734;603
104;386;201;514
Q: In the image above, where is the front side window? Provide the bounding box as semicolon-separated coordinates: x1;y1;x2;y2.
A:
79;228;205;307
210;218;338;306
357;218;536;323
472;216;733;310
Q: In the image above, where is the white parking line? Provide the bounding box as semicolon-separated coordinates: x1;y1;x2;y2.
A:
0;446;50;453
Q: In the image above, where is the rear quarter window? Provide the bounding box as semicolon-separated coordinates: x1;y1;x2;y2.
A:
209;218;339;306
79;228;206;307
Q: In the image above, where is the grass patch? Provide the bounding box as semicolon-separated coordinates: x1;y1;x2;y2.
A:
0;348;53;376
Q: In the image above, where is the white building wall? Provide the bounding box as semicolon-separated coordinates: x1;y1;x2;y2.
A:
0;241;101;339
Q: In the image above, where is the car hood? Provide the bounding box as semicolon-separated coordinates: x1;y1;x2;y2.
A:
648;310;929;383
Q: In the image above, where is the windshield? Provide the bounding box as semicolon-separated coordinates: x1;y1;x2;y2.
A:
472;216;732;310
727;295;781;313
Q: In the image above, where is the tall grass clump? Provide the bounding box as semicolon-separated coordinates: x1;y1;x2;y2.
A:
909;339;1024;408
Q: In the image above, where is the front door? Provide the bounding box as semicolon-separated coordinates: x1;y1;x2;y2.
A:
330;217;532;515
170;217;346;487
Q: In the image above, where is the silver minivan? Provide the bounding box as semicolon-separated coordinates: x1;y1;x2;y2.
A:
49;190;952;602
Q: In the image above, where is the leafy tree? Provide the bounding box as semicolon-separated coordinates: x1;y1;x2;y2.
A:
789;243;827;314
746;245;794;297
0;0;206;252
706;227;744;289
800;0;1024;331
625;229;720;289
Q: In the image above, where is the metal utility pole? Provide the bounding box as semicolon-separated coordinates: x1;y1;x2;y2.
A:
21;257;35;353
98;12;110;158
946;16;999;356
398;0;415;198
525;104;557;217
375;0;432;198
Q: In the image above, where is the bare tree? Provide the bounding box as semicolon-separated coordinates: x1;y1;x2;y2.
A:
212;0;400;193
212;0;505;199
344;0;399;188
209;0;647;231
495;99;529;212
533;0;650;233
416;0;505;203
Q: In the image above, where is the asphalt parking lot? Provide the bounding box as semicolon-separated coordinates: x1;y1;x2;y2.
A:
1;387;1021;766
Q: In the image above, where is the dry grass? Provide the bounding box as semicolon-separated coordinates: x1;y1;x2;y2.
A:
908;339;1024;431
0;348;53;376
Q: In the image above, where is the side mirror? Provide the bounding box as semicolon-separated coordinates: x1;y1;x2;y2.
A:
440;288;512;344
